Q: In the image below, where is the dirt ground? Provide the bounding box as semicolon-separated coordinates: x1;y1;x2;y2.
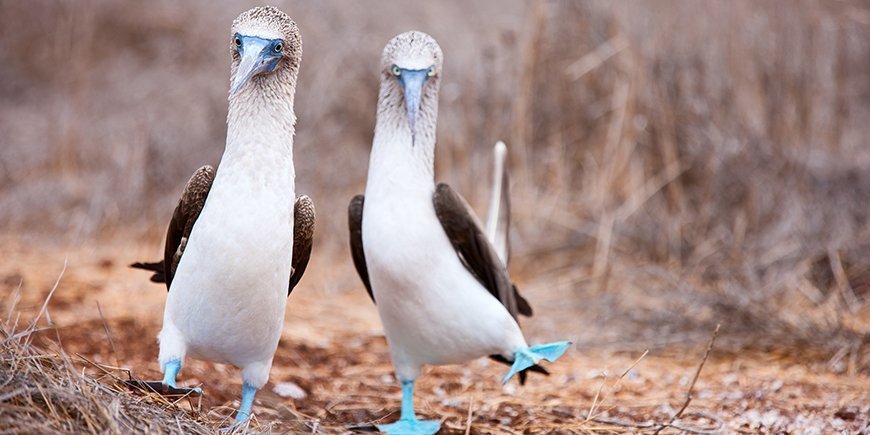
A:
2;235;867;434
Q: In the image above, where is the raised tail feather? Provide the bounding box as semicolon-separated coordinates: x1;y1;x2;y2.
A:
485;141;510;265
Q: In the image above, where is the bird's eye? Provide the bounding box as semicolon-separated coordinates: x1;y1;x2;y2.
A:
391;65;401;76
234;37;242;47
274;42;283;53
427;67;435;77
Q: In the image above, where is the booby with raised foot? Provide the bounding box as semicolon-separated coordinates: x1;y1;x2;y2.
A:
129;6;313;423
348;31;570;435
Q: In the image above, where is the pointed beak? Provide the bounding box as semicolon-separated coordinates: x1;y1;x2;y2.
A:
230;37;282;95
398;70;429;145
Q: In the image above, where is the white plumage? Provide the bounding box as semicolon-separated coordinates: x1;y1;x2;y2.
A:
158;119;296;388
351;31;569;434
363;121;527;382
149;6;304;422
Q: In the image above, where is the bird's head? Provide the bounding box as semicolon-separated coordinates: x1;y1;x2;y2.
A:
229;6;301;95
380;31;443;145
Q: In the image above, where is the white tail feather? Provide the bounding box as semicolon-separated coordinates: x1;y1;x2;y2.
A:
485;141;510;265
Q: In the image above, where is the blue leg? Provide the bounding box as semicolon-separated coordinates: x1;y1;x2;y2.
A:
502;341;572;384
235;382;257;422
376;379;441;435
162;359;181;388
159;358;201;394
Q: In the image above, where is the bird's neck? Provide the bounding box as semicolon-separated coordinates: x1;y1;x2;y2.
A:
224;73;297;165
368;88;438;192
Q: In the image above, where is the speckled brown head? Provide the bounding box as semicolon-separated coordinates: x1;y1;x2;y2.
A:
229;6;302;95
380;31;443;76
377;31;443;147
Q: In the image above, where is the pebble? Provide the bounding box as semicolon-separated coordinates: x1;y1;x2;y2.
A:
272;381;307;400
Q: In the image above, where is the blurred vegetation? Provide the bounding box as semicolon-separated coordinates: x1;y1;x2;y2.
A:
0;0;867;368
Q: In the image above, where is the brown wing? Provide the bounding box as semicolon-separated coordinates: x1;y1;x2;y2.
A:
348;194;374;302
288;195;315;294
130;165;215;290
432;183;532;319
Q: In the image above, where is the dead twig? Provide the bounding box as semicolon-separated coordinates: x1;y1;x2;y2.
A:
565;34;629;80
464;393;474;435
31;258;67;328
585;349;649;422
96;301;120;369
592;417;720;434
653;324;721;434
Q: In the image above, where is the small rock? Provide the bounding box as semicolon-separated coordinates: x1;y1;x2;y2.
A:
724;390;744;401
656;404;676;416
273;382;307;400
742;409;762;429
585;370;605;379
834;406;858;421
769;379;783;391
760;410;782;427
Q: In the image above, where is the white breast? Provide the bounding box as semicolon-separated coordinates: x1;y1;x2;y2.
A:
164;138;295;368
362;154;526;380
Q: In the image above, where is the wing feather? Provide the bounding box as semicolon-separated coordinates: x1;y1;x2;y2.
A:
348;195;374;302
288;195;315;294
130;165;215;290
432;183;532;319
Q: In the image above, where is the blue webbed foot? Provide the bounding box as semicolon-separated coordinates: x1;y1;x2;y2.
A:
377;418;441;435
502;340;572;384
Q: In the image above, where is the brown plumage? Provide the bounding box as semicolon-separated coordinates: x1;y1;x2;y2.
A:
430;183;541;384
347;195;372;300
230;6;302;76
288;195;315;291
431;183;532;319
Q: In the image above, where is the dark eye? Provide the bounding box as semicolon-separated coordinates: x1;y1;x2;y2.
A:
274;42;283;53
234;37;241;47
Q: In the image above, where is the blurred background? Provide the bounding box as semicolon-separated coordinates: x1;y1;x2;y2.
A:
0;0;868;372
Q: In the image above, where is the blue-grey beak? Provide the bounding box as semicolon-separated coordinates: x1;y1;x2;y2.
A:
398;69;430;145
230;36;283;95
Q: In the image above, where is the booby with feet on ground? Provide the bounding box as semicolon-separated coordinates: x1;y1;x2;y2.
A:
129;6;313;423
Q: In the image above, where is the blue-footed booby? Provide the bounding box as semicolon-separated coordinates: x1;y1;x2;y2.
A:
347;31;570;434
129;6;314;423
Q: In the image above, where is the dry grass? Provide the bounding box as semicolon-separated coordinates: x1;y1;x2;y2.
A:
0;287;214;433
0;242;867;433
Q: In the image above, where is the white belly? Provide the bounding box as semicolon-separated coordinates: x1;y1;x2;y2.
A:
163;165;294;368
362;188;526;378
